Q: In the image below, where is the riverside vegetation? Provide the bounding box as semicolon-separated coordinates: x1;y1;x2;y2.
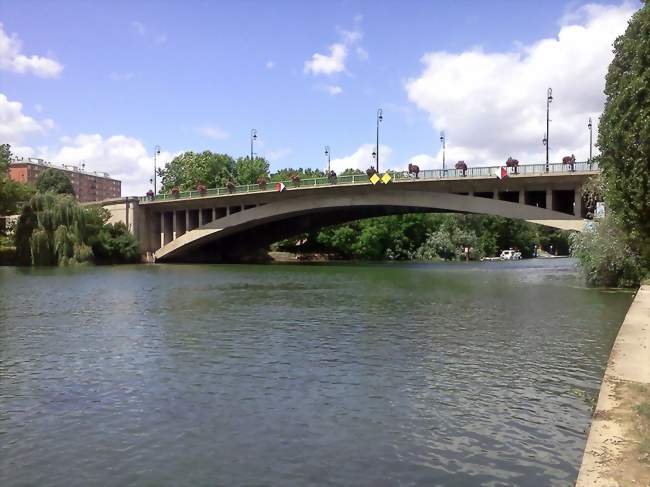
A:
570;3;650;287
0;145;140;266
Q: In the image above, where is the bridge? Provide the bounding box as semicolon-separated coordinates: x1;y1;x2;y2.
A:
103;161;599;262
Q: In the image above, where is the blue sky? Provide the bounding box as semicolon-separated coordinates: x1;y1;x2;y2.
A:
0;1;640;194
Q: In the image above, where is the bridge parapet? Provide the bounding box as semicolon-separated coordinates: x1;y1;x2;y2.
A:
141;161;599;203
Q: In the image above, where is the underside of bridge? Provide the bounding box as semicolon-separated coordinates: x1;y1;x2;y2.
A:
161;206;449;263
148;187;587;263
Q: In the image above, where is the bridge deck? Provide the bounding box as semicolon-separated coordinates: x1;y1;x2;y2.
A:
141;161;599;204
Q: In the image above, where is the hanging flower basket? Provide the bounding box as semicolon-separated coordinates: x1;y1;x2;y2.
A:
226;181;236;193
197;183;207;195
506;157;519;174
257;178;268;189
146;189;155;200
455;161;467;176
290;175;301;187
171;186;180;198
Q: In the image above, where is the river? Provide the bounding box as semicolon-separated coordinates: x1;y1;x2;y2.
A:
0;259;633;486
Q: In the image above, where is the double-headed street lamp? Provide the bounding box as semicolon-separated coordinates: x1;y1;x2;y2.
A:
588;117;593;168
375;108;383;172
153;145;161;194
545;87;553;172
324;146;331;173
250;129;258;160
440;131;446;172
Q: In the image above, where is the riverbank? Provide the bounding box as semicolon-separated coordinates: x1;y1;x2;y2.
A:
576;284;650;485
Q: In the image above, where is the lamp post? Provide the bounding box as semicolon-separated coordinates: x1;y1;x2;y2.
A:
153;145;160;194
324;146;330;173
588;117;593;169
250;129;257;160
440;131;446;172
545;87;553;172
375;108;383;172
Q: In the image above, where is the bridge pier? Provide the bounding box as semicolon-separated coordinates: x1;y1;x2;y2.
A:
546;189;553;211
574;188;583;217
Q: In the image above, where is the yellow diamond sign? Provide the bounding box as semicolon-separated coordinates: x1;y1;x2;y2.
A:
369;173;380;185
381;172;392;184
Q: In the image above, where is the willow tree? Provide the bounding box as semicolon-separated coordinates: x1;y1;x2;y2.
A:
598;2;650;267
15;193;95;265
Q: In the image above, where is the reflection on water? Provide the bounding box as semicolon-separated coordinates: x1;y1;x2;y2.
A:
0;259;633;486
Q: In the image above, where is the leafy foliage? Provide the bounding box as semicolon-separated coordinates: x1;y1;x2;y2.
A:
279;213;567;262
270;167;325;182
36;168;75;196
570;215;643;287
14;193;139;266
0;144;34;217
158;151;273;192
598;3;650;266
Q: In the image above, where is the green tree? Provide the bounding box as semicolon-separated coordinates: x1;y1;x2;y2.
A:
598;3;650;266
339;168;365;176
270;167;325;181
0;144;34;216
158;151;236;192
571;215;643;287
15;193;140;266
234;156;270;185
0;143;11;172
36;168;75;196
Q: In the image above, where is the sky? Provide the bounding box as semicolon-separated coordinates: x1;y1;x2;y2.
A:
0;0;641;195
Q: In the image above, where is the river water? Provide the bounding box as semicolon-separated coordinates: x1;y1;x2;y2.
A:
0;259;633;486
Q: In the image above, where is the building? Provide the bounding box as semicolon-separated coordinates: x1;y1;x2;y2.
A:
9;158;121;203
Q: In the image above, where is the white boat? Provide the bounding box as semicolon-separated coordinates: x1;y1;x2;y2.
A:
499;249;522;260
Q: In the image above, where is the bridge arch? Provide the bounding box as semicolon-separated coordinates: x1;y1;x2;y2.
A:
154;188;586;261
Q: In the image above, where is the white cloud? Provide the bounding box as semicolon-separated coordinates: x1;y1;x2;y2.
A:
264;147;292;161
266;60;275;69
408;153;438;169
304;43;347;76
130;21;146;36
0;93;52;145
356;46;369;61
305;18;368;78
35;134;176;196
198;125;230;140
316;84;343;96
130;21;166;44
330;143;394;173
109;72;135;81
404;2;637;166
338;28;362;44
0;23;63;78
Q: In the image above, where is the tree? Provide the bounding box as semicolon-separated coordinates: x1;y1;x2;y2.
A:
0;144;34;216
270;168;325;182
598;3;650;266
36;168;75;196
15;193;140;266
0;144;11;172
158;151;236;192
234;157;270;185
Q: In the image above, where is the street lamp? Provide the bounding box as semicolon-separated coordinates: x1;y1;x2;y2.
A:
250;129;257;160
545;87;553;172
153;145;161;194
324;146;331;173
375;108;383;172
440;131;446;172
588;117;593;168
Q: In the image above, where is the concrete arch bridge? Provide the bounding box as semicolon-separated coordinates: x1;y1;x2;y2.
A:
103;162;598;262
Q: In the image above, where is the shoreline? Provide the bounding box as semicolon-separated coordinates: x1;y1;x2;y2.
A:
575;284;650;485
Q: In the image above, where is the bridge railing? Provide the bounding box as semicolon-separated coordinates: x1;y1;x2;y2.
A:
141;160;599;203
